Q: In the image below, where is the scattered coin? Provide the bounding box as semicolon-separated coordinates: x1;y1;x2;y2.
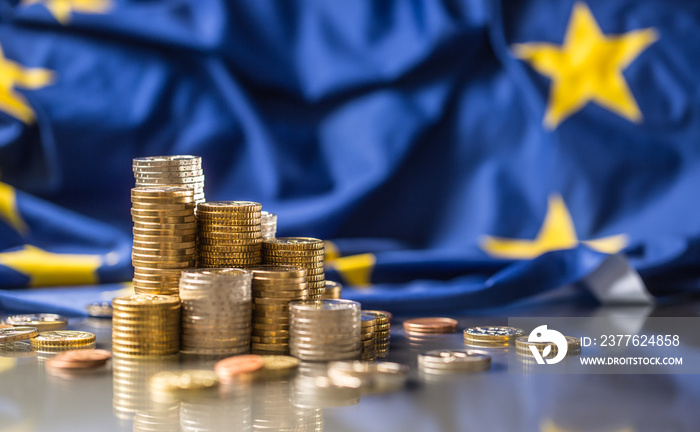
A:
150;370;219;392
85;302;113;318
30;331;96;348
214;354;265;383
45;349;112;369
403;317;458;335
4;314;68;331
418;349;491;374
463;326;524;347
0;326;39;344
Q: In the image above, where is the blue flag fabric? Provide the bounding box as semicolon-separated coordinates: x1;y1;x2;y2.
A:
1;0;699;315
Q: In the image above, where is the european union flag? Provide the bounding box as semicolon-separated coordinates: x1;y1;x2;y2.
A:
1;0;699;315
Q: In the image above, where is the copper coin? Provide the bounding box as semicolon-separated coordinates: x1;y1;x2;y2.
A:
46;349;112;369
403;317;458;334
214;354;264;381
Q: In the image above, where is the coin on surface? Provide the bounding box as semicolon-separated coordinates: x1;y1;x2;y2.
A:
0;326;39;343
418;349;491;374
30;331;96;347
403;317;457;335
46;349;112;369
515;335;582;358
86;302;113;318
4;314;68;331
463;326;524;346
215;354;264;380
150;370;220;392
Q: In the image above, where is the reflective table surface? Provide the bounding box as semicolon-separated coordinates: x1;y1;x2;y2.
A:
2;299;699;432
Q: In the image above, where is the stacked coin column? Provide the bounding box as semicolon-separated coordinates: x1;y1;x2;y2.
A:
131;187;196;296
112;294;181;357
133;155;205;203
360;313;377;361
289;300;361;361
364;311;391;358
322;280;342;300
260;211;277;239
197;201;262;268
179;268;253;356
249;265;309;355
262;238;325;300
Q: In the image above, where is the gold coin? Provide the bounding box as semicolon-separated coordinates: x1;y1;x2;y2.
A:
463;326;524;344
262;237;324;250
197;201;262;212
131;186;193;197
30;331;96;347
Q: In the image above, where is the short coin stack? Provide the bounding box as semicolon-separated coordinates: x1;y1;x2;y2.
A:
515;335;582;359
289;300;361;361
249;265;309;355
403;317;458;336
463;326;524;348
197;201;263;268
364;311;391;358
360;313;376;361
262;238;325;300
323;280;342;300
112;295;181;357
179;268;253;356
133;155;205;203
30;331;96;351
131;187;196;296
261;211;277;239
418;349;491;375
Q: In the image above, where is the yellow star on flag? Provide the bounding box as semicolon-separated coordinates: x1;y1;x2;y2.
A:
0;45;53;124
512;2;658;129
0;182;29;235
22;0;113;24
481;194;628;260
0;245;102;287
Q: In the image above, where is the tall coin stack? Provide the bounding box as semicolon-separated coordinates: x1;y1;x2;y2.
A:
289;300;361;361
364;311;391;358
360;313;377;360
131;187;196;296
112;295;181;357
179;268;253;356
249;265;309;355
133;155;205;203
197;201;262;268
261;211;277;239
323;280;342;299
262;238;325;300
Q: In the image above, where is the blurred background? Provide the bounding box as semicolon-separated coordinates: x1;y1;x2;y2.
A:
0;0;699;314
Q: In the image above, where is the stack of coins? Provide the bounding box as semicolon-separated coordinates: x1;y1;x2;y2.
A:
179;268;253;356
133;155;205;203
322;280;342;300
418;349;491;375
360;313;376;360
197;201;262;268
131;187;196;296
463;326;524;348
249;265;309;355
261;211;277;239
515;335;582;359
262;238;325;300
289;300;361;361
112;295;181;357
364;311;391;358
